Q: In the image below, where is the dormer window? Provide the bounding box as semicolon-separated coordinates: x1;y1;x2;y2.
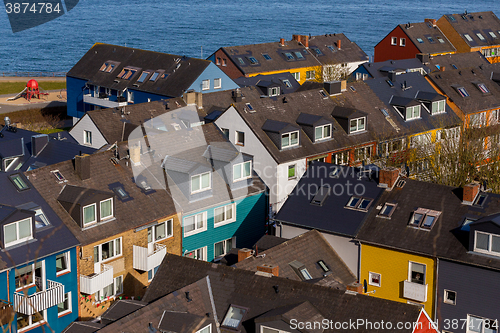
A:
191;172;211;193
474;231;500;256
406;105;421;120
233;161;251;182
4;218;33;247
100;198;113;220
282;131;299;148
432;100;446;115
83;203;97;226
269;87;279;96
349;117;365;133
222;305;247;329
409;208;440;229
315;124;331;141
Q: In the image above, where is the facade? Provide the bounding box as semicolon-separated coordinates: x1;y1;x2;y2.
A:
66;43;239;120
374;19;456;63
351;58;430;81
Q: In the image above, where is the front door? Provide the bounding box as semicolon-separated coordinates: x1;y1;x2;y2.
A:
94;246;101;273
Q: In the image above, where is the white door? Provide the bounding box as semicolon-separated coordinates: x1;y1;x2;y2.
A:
147;227;154;254
94;246;101;273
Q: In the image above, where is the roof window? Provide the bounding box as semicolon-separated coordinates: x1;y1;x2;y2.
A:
447;15;456;22
312;48;323;55
310;186;330;206
386;79;394;87
282;79;292;88
464;34;473;42
427;36;435;43
475;82;490;94
378;203;397;218
221;305;247;329
117;67;138;80
294;51;304;59
473;193;487;207
245;103;254;111
345;196;373;211
327;45;336;52
247;56;259;65
262;53;272;60
317;260;330;272
149;72;160;81
476;33;485;41
160;73;169;79
437;37;445;43
237;57;245;65
284;52;295;60
456;86;469;97
289;260;313;280
416;38;424;43
113;186;130;200
9;174;29;191
408;208;441;230
489;31;497;39
99;62;116;73
51;170;66;182
137;71;150;83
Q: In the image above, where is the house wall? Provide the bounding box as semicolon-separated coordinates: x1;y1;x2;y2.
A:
186;62;239;93
374;26;420;62
66;76;88;119
280;224;359;279
69;115;108;149
247;66;315;85
437;259;500;333
182;192;266;262
360;244;436;319
275;159;307;212
208;49;245;80
436;18;471;54
126;89;168;105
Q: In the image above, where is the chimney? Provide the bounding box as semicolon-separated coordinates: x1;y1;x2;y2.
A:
74;154;91;180
424;18;437;27
232;88;242;102
379;168;399;189
441;66;446;72
129;142;141;166
279;38;285;46
323;80;346;95
238;248;252;262
463;182;480;205
415;53;430;64
388;71;396;82
257;264;279;277
337;39;341;50
31;134;49;157
292;34;309;48
346;282;363;294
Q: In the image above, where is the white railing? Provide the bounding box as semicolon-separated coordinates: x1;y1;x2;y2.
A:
83;94;128;108
133;243;167;272
403;280;428;303
14;277;64;315
80;264;113;295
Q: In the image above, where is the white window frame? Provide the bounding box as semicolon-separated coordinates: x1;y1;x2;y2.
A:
95;275;123;302
408;261;426;285
94;237;122;264
3;218;33;248
233;161;252;182
350;117;366;133
83;130;92;145
369;272;381;287
444;289;456;305
14;263;35;291
191;172;211;194
214;237;235;259
214;78;222;89
197;324;212;333
332;150;349;165
269;87;279;96
82;203;97;226
261;326;289;333
202;79;210;90
432;100;446;115
291;72;300;81
467;314;498;333
406;105;421;120
184;246;207;261
400;38;406;46
281;131;299;148
56;251;71;276
235;131;245;145
288;164;296;180
214;203;236;227
391;37;397;45
148;219;173;243
57;292;72;317
183;212;207;236
306;70;315;80
354;146;372;162
474;231;500;256
100;198;113;220
147;265;160;282
17;310;46;332
315;124;332;141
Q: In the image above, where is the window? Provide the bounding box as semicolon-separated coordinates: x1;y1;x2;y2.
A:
15;264;34;290
400;38;406;46
247;56;258;64
409;262;426;285
236;57;244;65
32;207;49;229
184;212;207;235
95;276;123;302
216;57;221;65
288;164;296;179
113;186;129;200
489;31;498;39
391;37;397;45
245;103;254;111
444;290;456;305
262;53;272;60
236;131;245;145
327;45;336;51
437;36;445;43
197;325;211;333
315;124;331;141
84;130;92;145
345;196;373;211
9;174;29;191
94;238;122;263
202;79;210;90
470;112;486;127
127;90;134;103
56;252;70;275
100;62;115;73
214;238;233;258
312;48;323;55
386;79;394;87
222;58;227;66
137;71;150;83
269;87;279;96
221;128;229;138
427;36;435;43
185;246;207;261
432;100;446;115
148;220;173;242
464;34;474;42
281;131;299;148
191;172;211;193
467;315;498;333
214;203;235;225
83;203;96;226
317;260;330;272
378;203;397;218
148;265;159;281
306;70;315;80
214;78;221;89
416;38;424;43
282;79;292;88
291;72;300;81
406;105;421;120
117;68;137;80
222;306;246;329
332;151;349;165
369;272;381;287
350;117;366;133
409;208;440;229
476;33;485;41
477;83;490;94
354;146;372;162
100;198;113;220
294;51;304;59
57;292;71;316
474;231;500;256
299;267;312;280
17;311;45;331
4;218;32;247
149;72;160;81
233;161;251;182
310;186;330;206
284;52;294;60
474;193;487;207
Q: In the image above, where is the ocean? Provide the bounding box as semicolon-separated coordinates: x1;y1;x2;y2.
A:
0;0;498;73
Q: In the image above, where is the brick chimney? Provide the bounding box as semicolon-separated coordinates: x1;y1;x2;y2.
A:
238;248;252;262
279;38;285;46
463;182;480;205
292;34;309;48
346;282;363;293
257;264;279;277
424;18;437;27
379;168;400;189
129;142;141;166
337;39;341;50
74;154;91;180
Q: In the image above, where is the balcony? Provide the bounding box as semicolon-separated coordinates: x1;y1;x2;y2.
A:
0;299;13;323
133;243;167;272
403;280;428;303
80;264;113;295
83;94;128;108
13;277;64;315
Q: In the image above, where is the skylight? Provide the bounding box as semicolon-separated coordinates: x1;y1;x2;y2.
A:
489;31;498;39
464;34;473;42
386;79;394;87
51;170;66;182
452;64;458;69
310;186;330;206
346;196;373;211
437;37;445;43
149;72;160;81
113;186;130;200
282;79;292;88
476;83;490;94
247;56;259;65
284;52;295;60
100;62;115;73
476;33;485;41
457;87;469;97
245;103;254;111
300;267;313;280
317;260;330;272
294;51;304;59
319;90;327;97
237;57;245;65
447;15;456;22
312;48;323;55
409;208;441;229
417;38;424;43
474;193;487;207
380;108;390;117
9;174;29;191
222;306;247;329
427;36;435;43
378;203;397;218
327;45;336;52
349;86;356;92
117;68;138;80
137;71;150;83
160;73;169;79
262;53;272;60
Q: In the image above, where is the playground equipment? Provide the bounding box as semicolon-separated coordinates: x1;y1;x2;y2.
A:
7;79;49;102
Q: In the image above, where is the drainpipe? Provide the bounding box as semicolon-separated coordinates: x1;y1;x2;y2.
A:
7;268;12;333
434;258;439;326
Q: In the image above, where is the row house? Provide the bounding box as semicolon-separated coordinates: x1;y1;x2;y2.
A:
352;57;430;81
426;51;490;73
66;43;239;121
208;33;368;84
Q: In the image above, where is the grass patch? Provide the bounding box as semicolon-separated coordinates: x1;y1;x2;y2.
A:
0;81;66;95
2;106;70;132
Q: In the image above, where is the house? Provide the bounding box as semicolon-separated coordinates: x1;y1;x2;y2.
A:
356;171;500;326
235;229;357;288
208;34;368;84
351;58;430;81
426;51;489;73
233;72;300;96
128;120;267;262
374;19;456;63
26;149;182;319
66;43;239;121
436;11;500;64
71;253;439;333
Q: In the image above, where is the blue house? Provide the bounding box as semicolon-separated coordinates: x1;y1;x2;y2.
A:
66;43;239;120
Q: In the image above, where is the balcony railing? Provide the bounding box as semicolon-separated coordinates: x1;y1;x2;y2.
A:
80;264;113;295
0;299;13;323
133;243;167;272
403;280;428;303
83;94;128;108
13;277;64;315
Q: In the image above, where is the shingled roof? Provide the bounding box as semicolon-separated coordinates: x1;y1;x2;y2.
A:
398;22;456;55
427;51;490;72
439;11;500;48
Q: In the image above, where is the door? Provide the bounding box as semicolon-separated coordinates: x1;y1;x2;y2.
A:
94;246;101;273
35;261;45;291
147;227;154;254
